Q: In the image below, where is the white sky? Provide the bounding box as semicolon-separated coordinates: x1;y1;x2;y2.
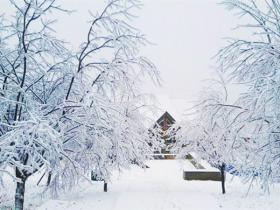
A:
1;0;245;121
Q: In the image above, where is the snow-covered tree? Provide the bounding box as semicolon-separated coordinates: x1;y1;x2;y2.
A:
0;1;73;209
174;78;244;194
176;0;280;193
0;0;159;209
45;0;160;192
217;0;280;190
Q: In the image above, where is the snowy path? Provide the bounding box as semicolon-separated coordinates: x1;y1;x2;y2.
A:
36;160;280;210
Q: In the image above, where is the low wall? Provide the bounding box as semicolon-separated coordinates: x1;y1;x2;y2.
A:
183;171;222;181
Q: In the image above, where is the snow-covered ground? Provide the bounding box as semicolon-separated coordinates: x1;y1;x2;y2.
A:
38;160;280;210
1;160;280;210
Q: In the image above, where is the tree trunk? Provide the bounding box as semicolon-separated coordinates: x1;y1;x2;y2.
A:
220;163;226;194
15;169;27;210
103;182;108;192
47;172;52;186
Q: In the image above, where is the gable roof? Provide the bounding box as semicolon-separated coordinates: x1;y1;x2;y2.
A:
156;111;176;125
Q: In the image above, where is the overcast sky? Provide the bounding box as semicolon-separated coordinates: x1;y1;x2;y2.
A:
1;0;243;121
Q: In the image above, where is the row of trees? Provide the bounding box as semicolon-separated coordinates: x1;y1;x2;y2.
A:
175;0;280;194
0;0;160;209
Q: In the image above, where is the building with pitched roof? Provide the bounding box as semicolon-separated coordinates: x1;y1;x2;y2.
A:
155;111;177;159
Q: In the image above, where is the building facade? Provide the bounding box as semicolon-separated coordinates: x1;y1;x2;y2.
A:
155;111;177;159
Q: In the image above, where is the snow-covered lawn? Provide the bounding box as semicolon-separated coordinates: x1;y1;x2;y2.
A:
33;160;280;210
1;160;280;210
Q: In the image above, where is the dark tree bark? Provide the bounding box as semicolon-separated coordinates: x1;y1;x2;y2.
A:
36;172;46;186
103;182;108;192
220;163;226;194
47;172;52;186
15;168;28;210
